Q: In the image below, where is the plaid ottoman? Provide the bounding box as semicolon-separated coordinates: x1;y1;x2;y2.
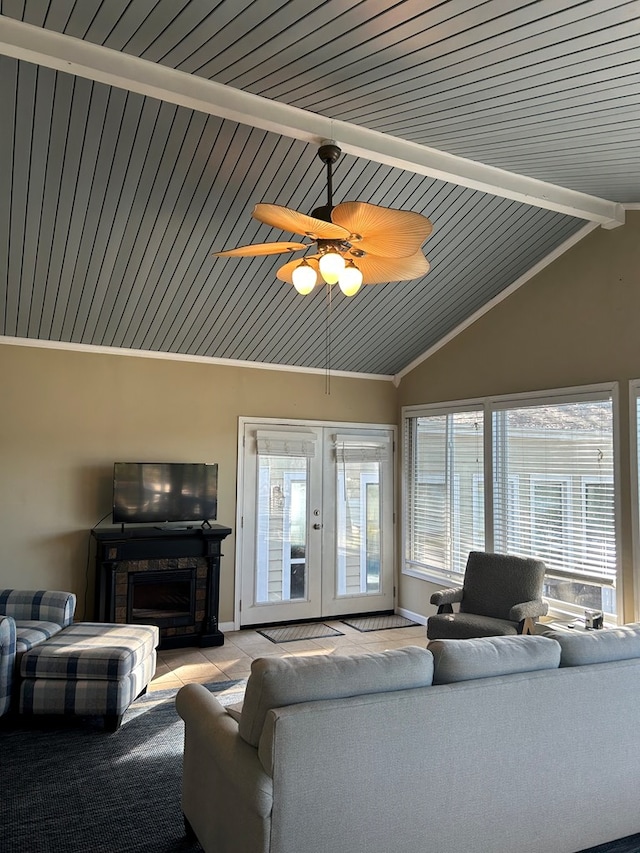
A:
19;622;159;731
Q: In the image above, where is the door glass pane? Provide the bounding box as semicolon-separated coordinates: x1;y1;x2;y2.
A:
256;456;307;603
337;462;381;596
365;481;381;592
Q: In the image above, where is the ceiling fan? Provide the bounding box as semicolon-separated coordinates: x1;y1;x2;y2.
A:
213;141;433;297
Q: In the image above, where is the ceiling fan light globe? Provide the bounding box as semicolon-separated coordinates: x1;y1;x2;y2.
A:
319;251;345;284
292;260;318;294
338;261;363;296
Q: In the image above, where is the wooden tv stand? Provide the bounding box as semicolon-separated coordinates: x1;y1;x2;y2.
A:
92;524;232;649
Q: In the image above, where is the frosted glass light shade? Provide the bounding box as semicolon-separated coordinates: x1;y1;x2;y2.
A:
338;261;363;296
318;251;345;284
292;260;318;294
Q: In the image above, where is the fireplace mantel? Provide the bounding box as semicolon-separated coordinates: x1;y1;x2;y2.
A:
91;525;232;648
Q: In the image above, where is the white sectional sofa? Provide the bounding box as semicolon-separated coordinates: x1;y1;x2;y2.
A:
176;626;640;853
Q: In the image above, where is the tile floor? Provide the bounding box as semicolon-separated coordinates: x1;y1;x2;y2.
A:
149;620;428;692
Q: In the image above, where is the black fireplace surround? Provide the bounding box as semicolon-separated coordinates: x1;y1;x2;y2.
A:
92;525;232;648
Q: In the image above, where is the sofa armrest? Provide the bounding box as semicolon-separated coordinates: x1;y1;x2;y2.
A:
0;615;17;716
430;587;463;614
0;590;76;627
509;599;549;622
176;683;273;852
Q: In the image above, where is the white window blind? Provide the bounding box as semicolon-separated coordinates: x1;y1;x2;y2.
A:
333;434;390;463
492;399;615;596
255;430;316;457
404;408;484;578
403;386;618;618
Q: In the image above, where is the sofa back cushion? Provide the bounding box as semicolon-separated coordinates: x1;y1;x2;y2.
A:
238;645;433;747
429;635;561;684
544;623;640;666
460;552;546;620
0;589;76;627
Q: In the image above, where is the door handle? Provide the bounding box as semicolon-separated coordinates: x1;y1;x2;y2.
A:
313;523;323;530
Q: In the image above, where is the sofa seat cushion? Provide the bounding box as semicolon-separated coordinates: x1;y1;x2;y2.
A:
239;645;433;747
427;612;520;639
429;635;561;684
20;622;159;681
15;620;65;654
545;622;640;667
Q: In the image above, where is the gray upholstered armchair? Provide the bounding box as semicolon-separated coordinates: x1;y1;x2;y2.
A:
426;551;548;641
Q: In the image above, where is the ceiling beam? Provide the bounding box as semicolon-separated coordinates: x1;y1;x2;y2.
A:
0;15;625;228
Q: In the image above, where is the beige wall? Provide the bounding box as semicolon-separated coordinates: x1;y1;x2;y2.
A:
3;213;640;627
0;344;396;620
397;211;640;622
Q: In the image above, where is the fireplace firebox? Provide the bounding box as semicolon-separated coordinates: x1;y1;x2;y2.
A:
128;569;196;628
92;525;232;648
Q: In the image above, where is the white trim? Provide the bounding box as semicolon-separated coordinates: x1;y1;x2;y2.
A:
240;416;397;431
0;17;624;228
403;382;616;416
0;335;392;381
403;398;487;417
218;621;236;633
630;380;640;623
235;424;246;630
396;606;428;627
394;222;599;385
489;384;615;409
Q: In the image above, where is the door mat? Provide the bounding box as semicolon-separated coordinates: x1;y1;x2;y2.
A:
258;623;345;643
341;615;421;632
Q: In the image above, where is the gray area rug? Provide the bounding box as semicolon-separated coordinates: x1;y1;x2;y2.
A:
578;838;640;853
1;679;245;853
257;622;344;643
341;614;421;632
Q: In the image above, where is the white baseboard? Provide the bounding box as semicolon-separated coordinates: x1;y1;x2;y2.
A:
396;606;428;626
219;621;236;633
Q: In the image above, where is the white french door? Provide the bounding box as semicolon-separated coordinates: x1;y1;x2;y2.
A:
238;420;395;626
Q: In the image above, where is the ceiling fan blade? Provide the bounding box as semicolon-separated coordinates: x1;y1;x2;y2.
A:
353;251;431;284
253;204;349;240
213;241;308;257
332;202;433;258
276;255;320;285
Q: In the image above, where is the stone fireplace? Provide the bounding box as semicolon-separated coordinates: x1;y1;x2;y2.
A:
92;525;232;648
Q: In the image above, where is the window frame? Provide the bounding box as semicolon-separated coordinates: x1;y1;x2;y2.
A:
402;383;622;621
402;400;485;584
628;380;640;623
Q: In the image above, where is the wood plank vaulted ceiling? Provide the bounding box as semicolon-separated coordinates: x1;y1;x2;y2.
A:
0;0;638;378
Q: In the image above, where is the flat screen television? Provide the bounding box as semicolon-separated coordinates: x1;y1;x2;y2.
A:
112;462;218;525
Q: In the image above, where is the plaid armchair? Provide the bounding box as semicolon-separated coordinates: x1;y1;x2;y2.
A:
0;589;76;715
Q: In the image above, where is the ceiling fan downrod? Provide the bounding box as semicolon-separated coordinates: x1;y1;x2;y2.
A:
312;141;341;222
